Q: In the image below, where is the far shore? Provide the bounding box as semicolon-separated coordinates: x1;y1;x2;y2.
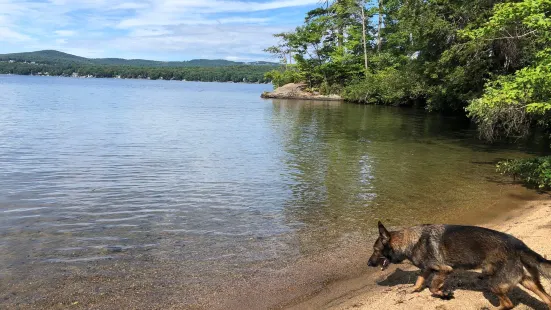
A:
287;196;551;310
0;73;271;85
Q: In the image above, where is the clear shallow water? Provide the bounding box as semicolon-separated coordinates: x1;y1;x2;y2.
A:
0;75;546;309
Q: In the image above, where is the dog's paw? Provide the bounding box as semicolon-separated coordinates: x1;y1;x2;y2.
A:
440;290;454;300
409;286;424;294
431;290;454;300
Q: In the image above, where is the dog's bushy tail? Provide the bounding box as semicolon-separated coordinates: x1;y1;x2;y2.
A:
520;247;551;280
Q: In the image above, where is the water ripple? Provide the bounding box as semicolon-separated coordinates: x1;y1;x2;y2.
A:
0;76;544;308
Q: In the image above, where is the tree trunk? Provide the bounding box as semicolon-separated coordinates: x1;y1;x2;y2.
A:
377;0;383;52
360;2;368;76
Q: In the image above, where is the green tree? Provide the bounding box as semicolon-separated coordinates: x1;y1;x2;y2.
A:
264;0;374;92
465;0;551;141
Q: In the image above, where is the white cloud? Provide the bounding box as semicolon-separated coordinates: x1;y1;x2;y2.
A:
129;27;172;37
0;15;8;26
0;27;31;42
117;0;316;28
120;16;270;28
155;0;318;13
0;0;317;61
48;0;109;8
108;23;286;59
54;30;76;36
112;2;150;10
218;17;269;24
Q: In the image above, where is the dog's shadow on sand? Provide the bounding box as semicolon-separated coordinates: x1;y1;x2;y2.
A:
377;268;548;309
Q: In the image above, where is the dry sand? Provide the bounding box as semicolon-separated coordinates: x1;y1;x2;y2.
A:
288;199;551;310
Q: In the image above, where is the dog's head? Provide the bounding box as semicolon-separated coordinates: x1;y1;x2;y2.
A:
367;221;395;271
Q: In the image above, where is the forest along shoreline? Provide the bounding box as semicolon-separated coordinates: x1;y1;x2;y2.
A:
261;0;551;189
0;50;275;83
286;196;551;310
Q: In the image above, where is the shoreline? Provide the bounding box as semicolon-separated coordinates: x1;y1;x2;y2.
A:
2;181;547;309
0;73;271;85
2;194;548;310
287;195;551;310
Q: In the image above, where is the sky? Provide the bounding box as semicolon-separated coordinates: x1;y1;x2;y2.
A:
0;0;321;61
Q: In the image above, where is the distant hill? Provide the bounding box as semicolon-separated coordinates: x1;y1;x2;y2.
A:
0;50;278;68
0;50;280;83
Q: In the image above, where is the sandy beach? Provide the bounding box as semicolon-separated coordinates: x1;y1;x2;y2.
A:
288;198;551;310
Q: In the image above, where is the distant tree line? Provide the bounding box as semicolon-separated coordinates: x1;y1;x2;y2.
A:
0;62;273;83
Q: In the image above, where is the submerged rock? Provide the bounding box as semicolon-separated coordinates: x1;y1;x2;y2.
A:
261;83;342;101
103;246;123;253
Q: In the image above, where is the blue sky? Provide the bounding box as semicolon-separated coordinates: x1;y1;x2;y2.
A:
0;0;321;61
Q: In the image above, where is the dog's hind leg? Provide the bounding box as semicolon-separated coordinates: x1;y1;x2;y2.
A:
521;275;551;308
488;262;523;310
411;269;432;293
490;284;514;310
479;263;497;280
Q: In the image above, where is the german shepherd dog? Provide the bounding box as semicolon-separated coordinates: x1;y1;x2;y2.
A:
368;222;551;309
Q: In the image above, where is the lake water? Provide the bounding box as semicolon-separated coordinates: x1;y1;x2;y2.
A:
0;75;546;309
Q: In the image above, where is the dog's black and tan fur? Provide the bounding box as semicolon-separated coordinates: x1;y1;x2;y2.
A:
368;222;551;309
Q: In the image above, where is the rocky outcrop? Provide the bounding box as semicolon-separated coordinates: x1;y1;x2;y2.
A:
261;83;342;101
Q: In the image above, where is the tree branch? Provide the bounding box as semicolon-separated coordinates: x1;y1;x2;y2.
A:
484;30;537;41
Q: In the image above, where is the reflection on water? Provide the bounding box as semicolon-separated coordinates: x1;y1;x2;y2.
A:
272;99;544;253
0;76;546;309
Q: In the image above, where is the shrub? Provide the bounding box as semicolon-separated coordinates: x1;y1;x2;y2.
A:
319;81;343;95
264;68;303;88
496;156;551;189
342;68;426;105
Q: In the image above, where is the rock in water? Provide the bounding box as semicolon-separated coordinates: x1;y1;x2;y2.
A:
261;83;342;101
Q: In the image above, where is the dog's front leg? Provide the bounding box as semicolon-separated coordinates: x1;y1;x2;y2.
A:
429;266;454;300
411;269;432;293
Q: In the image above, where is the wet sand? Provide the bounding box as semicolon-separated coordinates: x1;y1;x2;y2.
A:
289;197;551;310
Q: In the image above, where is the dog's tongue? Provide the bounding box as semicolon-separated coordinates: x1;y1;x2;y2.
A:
381;258;390;271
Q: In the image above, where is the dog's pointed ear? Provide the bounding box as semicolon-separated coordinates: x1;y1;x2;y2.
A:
378;221;390;243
